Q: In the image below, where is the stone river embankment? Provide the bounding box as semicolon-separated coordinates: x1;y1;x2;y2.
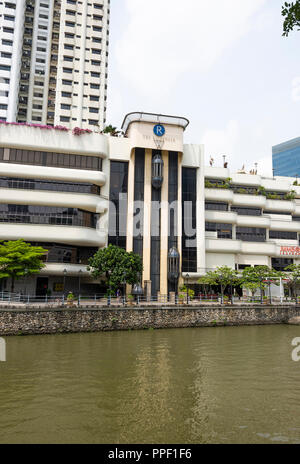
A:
0;304;300;336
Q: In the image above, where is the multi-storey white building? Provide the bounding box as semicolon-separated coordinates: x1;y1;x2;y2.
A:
1;113;300;297
0;0;110;129
0;0;26;122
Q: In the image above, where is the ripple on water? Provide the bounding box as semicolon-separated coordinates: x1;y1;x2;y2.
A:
0;326;299;444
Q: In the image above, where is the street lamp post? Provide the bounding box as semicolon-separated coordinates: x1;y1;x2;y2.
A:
63;268;67;303
122;273;126;307
107;270;112;307
167;247;180;305
78;269;82;307
186;273;190;305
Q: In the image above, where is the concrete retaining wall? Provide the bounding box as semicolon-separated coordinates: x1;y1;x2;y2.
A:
0;305;300;336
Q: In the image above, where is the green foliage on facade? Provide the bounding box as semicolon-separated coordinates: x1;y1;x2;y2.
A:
0;240;47;292
88;244;143;295
205;178;232;189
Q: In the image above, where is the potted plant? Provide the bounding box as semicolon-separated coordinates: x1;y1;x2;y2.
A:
127;294;135;306
179;294;185;305
67;292;75;307
188;288;195;302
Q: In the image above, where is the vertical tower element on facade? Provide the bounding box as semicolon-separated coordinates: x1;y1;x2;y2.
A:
0;0;110;130
119;112;191;298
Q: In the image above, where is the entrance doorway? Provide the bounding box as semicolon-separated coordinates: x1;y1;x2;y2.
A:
36;277;49;297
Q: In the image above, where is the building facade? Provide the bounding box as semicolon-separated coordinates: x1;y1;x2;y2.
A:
1;113;300;297
273;137;300;177
0;0;109;129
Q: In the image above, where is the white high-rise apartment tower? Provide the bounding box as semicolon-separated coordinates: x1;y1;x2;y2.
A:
0;0;110;130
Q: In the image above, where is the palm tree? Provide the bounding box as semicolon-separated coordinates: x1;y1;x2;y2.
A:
103;125;120;137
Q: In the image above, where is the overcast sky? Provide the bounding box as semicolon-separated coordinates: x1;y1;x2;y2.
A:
106;0;300;176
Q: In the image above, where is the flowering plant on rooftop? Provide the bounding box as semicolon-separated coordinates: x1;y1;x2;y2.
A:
72;127;93;136
0;121;92;135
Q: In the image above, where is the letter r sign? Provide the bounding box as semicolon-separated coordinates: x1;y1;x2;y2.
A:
153;124;165;137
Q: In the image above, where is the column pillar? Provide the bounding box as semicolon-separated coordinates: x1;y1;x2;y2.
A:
160;151;169;296
142;149;152;282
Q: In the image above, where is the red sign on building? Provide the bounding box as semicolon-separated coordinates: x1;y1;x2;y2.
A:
280;246;300;256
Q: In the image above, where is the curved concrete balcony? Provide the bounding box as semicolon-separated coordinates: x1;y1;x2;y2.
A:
231;173;261;187
0;224;107;247
269;239;299;247
237;216;271;228
265;199;294;213
0;163;107;187
232;194;266;208
261;179;291;192
206;238;278;256
206;238;241;253
0;124;109;158
269;219;300;232
204;166;231;179
294;205;300;215
205;211;237;224
40;263;90;277
0;188;108;213
241;241;277;256
204;189;234;202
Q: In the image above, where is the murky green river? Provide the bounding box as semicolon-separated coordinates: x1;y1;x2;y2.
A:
0;325;299;444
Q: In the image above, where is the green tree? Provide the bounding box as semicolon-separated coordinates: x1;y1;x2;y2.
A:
241;267;262;301
0;240;47;292
282;1;300;36
284;264;300;299
198;266;239;304
103;125;120;137
88;244;143;295
241;266;282;303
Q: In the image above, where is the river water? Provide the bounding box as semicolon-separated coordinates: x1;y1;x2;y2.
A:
0;325;299;444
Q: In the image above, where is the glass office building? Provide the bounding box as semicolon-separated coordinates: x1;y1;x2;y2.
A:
273;137;300;177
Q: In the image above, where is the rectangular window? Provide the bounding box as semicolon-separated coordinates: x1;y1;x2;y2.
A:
269;231;298;240
236;227;266;242
108;161;129;250
132;148;145;257
182;167;197;272
231;206;261;216
205;202;228;211
205;222;232;239
1;52;12;58
272;258;293;272
0;64;11;71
